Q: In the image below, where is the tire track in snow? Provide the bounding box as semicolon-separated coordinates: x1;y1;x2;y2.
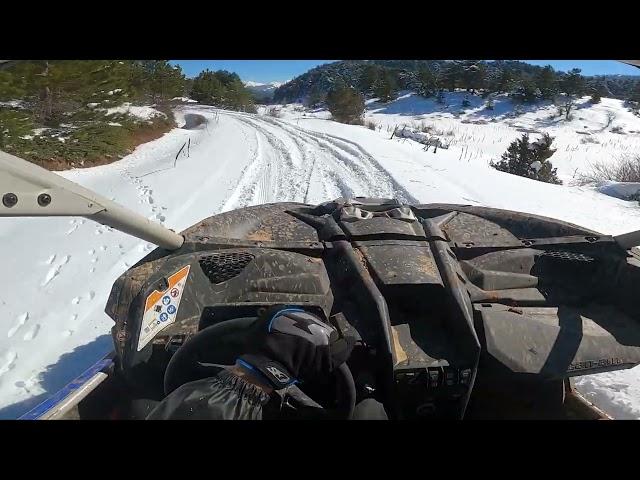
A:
225;112;418;205
219;127;267;210
234;114;354;202
220;113;313;207
250;115;418;203
241;115;371;200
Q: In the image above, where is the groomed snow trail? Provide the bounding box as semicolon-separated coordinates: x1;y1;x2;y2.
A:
2;103;640;419
219;111;418;208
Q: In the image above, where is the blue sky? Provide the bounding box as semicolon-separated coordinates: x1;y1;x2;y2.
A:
170;60;639;83
170;60;335;83
524;60;639;77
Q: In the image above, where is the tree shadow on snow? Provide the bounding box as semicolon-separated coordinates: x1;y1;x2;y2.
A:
368;91;486;117
469;98;556;121
0;335;112;419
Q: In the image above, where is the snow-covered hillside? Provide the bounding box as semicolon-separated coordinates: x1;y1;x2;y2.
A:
2;93;640;419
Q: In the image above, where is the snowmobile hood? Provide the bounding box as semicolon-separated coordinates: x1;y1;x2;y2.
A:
108;198;640;387
177;197;606;246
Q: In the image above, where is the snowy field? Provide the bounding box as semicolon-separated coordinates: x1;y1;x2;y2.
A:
2;93;640;418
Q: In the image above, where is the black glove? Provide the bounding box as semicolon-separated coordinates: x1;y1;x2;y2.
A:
238;306;355;389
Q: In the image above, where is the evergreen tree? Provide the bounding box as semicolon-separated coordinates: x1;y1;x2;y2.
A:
561;68;586;97
490;133;562;184
189;69;255;112
589;78;608;104
359;64;380;94
558;68;586;120
441;62;462;91
373;70;397;102
416;66;438;97
326;86;365;124
131;61;186;103
629;81;640;103
492;67;517;94
629;82;640;115
535;65;558;100
511;77;539;104
485;95;495;110
459;60;486;93
190;70;225;105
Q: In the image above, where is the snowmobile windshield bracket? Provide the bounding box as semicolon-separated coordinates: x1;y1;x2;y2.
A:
0;150;184;250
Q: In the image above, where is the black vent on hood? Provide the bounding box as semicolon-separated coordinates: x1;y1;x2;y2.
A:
540;251;596;263
199;252;255;284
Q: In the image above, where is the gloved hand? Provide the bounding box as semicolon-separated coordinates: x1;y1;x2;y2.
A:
237;306;355;390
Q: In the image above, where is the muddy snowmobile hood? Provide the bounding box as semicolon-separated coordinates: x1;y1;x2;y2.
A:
106;198;640;419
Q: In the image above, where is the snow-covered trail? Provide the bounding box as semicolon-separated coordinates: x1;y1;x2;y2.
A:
221;112;418;207
2;104;640;419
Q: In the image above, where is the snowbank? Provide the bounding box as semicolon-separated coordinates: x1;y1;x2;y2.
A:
171;97;198;103
598;181;640;200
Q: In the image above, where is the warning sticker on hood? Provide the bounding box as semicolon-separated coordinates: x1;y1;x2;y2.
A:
137;265;190;351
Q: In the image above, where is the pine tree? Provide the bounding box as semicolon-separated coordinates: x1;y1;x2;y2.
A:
416;66;438;97
441;62;462;91
373;70;397;103
459;60;486;93
558;68;585;120
589;79;608;104
134;61;186;103
493;67;517;94
561;68;586;99
490;133;562;184
189;69;254;112
190;70;224;104
326;86;365;124
535;65;558;100
629;81;640;104
359;64;380;95
485;95;495;110
511;77;539;104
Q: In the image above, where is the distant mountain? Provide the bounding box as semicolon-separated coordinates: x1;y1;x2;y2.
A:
244;80;286;103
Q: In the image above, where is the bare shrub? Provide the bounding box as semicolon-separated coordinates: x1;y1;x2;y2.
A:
575;155;640;185
266;106;282;118
420;121;433;133
604;112;616;130
364;119;377;130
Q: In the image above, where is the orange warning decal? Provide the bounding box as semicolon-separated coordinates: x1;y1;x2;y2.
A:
144;265;190;312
